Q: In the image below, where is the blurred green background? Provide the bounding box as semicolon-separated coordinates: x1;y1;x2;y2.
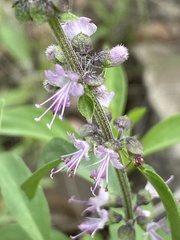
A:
0;0;180;238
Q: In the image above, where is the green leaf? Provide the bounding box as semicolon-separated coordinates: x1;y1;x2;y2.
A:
142;114;180;156
60;12;79;22
105;66;127;118
0;224;32;240
78;94;94;120
109;223;119;240
39;138;76;166
0;99;4;129
80;232;103;240
139;164;180;240
22;138;76;199
108;165;122;193
0;22;30;67
1;87;33;107
51;230;70;240
0;105;74;142
127;107;147;124
21;159;61;199
21;137;99;200
0;152;50;240
0;225;70;240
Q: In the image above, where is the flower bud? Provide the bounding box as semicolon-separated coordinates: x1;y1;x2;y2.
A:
124;137;144;155
136;216;151;229
93;85;114;108
109;45;129;67
77;124;96;138
52;0;72;13
45;45;56;61
137;189;152;206
93;49;110;67
109;193;124;208
84;73;105;86
13;0;32;23
93;45;129;68
114;115;133;132
45;45;66;64
85;136;102;146
43;80;56;93
118;224;135;240
30;0;55;24
71;32;93;54
108;210;123;224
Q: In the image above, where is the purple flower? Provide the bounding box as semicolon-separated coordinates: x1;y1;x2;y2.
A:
90;146;124;195
144;218;170;240
93;45;129;68
62;17;97;41
135;206;151;217
45;45;56;61
50;133;90;178
93;85;114;107
145;175;174;199
109;45;129;66
35;64;84;129
69;186;109;214
71;209;109;239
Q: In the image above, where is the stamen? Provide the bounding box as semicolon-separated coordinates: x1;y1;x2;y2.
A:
34;117;41;122
35;104;42;108
50;168;54;179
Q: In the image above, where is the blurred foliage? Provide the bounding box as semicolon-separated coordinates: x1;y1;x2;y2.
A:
0;1;180;240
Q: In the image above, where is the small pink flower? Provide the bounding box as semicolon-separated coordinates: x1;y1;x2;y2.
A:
93;45;129;68
144;218;170;240
69;186;109;214
50;133;90;178
90;146;124;195
35;65;84;129
71;209;108;239
62;17;97;41
135;206;151;218
93;85;114;108
109;44;129;66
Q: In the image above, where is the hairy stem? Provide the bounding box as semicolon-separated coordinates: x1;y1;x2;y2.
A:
48;16;83;75
116;169;133;220
85;88;114;141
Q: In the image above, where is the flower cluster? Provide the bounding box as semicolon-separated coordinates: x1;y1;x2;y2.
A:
31;14;172;240
69;187;110;239
35;17;128;128
34;18;144;197
35;16;140;194
68;184;170;240
50;133;124;195
35;65;84;129
133;177;173;240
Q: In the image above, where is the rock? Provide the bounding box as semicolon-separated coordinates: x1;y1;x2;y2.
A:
133;42;180;119
132;41;180;189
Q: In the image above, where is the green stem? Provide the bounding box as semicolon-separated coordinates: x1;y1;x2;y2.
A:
48;14;133;221
48;16;83;75
116;169;133;220
85;88;114;141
